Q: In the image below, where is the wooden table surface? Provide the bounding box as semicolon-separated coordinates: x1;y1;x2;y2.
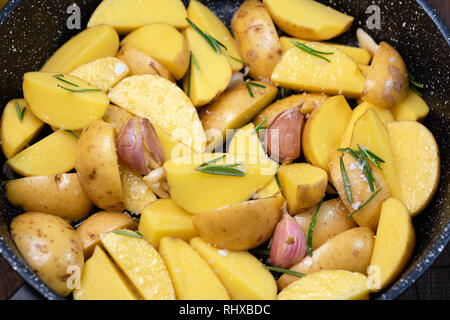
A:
0;0;449;300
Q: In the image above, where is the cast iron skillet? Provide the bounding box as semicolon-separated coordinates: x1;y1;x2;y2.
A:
0;0;448;300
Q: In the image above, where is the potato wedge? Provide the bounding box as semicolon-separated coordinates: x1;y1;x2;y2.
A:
69;57;130;91
278;227;374;290
231;0;282;80
88;0;188;34
11;213;84;297
228;123;267;158
42;25;119;73
193;197;284;251
23;72;109;130
254;177;282;199
182;27;232;107
369;198;415;291
294;198;356;250
191;237;277;300
163;153;278;213
76;211;137;258
7;130;78;176
73;246;137;300
6;174;92;222
391;89;430;122
187;0;243;72
0;99;44;159
75;120;123;211
278;270;369;300
302;95;352;170
101;231;175;300
117;45;174;81
271;45;366;98
388;121;440;216
120;164;157;214
278;163;328;214
109;75;206;154
138;199;198;248
121;24;189;79
264;0;353;41
102;104;134;134
159;237;230;300
362;42;409;107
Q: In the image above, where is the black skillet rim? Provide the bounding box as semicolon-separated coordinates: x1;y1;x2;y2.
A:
0;0;448;300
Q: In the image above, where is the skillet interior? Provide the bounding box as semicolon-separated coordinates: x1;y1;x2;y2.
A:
0;0;448;300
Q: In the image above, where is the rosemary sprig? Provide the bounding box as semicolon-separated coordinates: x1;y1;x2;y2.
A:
65;130;79;139
290;39;334;63
346;188;382;220
246;81;267;98
15;101;26;122
228;55;244;64
254;117;268;134
57;85;101;93
191;53;200;71
340;155;353;204
113;230;143;238
307;199;323;257
195;155;246;177
54;74;79;87
186;18;227;54
358;145;384;171
264;266;305;278
197;155;226;167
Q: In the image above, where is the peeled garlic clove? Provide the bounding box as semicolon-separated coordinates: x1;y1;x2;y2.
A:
356;28;379;57
266;107;304;164
117;118;165;175
269;211;307;269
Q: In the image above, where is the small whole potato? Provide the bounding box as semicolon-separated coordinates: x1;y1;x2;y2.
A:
10;212;84;297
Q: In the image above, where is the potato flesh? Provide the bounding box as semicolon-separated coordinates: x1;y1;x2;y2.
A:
271;45;366;98
388;121;440;216
187;0;243;72
163;153;278;213
278;163;328;214
102;104;134;134
190;237;277;300
88;0;188;34
159;237;230;300
42;25;119;73
138;199;198;248
73;246;137;300
109;75;206;154
69;57;130;92
277;227;375;290
302;95;352;170
0;99;44;159
391;90;430;122
182;28;232;107
278;270;369;300
121;24;189;79
7;130;78;176
228;123;267;158
23;72;109;130
100;232;175;300
369;198;415;290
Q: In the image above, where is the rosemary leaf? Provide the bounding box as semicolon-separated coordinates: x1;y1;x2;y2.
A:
340;155;353;204
275;174;282;190
264;266;305;278
65;130;79;139
358;144;384;171
15;101;25;122
195;166;245;177
191;53;200;71
113;230;143;238
307;199;323;257
290;39;333;63
57;85;101;93
228;55;244;64
186;18;226;54
198;155;226;167
254;117;268;134
346;188;382;220
54;74;79;87
246;81;266;98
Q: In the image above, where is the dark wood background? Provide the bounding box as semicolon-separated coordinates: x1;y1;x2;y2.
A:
0;0;449;300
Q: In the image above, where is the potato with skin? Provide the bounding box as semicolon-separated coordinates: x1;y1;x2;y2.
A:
294;198;357;250
328;151;391;231
75;120;124;211
6;174;93;222
193;197;284;251
11;212;84;297
121;24;189;80
102;104;134;134
117;45;174;81
7;130;78;176
277;163;328;214
264;0;353;41
362;42;409;107
231;0;282;80
0;99;44;159
277;227;375;290
42;25;119;73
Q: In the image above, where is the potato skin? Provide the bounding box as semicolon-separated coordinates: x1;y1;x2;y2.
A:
6;174;93;222
10;212;84;297
231;0;282;80
75;120;124;211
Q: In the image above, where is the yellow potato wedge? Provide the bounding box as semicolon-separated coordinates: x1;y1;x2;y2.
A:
228;123;267;158
254;177;282;199
388;121;440;216
278;270;369;300
42;25;119;73
391;89;430;122
191;237;277;300
159;237;230;300
0;99;44;159
7;130;78;176
102;104;134;134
